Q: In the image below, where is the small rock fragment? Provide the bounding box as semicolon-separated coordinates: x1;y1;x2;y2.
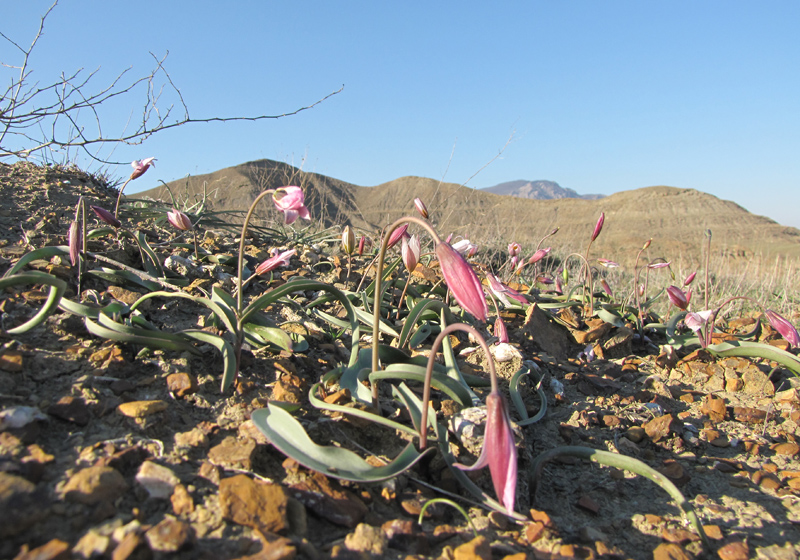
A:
208;436;257;471
453;536;492;560
12;539;71;560
144;516;194;552
717;541;749;560
117;401;168;418
344;523;388;555
135;461;180;499
62;465;128;505
166;372;197;398
0;472;48;538
652;542;692;560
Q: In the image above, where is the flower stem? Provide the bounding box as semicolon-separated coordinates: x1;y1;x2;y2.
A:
113;178;132;220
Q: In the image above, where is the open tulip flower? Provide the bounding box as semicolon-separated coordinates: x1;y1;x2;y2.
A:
452;239;478;258
255;249;295;276
130;157;156;180
272;186;310;225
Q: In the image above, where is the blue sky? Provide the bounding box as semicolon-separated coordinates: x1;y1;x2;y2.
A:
4;1;800;228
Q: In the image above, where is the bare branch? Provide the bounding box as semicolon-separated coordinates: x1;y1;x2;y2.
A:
0;2;343;165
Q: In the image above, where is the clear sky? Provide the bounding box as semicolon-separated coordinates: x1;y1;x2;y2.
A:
4;1;800;228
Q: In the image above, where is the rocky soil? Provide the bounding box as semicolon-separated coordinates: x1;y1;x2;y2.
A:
0;161;799;560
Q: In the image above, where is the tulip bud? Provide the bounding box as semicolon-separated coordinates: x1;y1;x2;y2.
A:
591;212;605;241
342;225;355;255
402;234;420;273
600;278;613;297
387;224;409;248
91;205;122;228
494;316;509;344
130;157;156;180
666;286;689;310
413;198;429;219
167;209;193;231
255;249;295;276
529;247;551;264
358;235;366;256
683;271;697;286
68;221;81;267
642;238;652;250
765;310;800;348
435;242;488;322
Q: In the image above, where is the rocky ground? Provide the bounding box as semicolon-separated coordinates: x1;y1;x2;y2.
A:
0;161;799;560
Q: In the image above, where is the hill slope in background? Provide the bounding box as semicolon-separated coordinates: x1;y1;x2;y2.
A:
482;179;605;200
137;159;800;265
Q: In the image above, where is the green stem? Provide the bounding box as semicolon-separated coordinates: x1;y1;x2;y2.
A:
371;216;442;407
419;323;497;449
113;178;132;220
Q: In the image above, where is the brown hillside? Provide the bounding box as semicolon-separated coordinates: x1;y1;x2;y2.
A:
137;159;800;265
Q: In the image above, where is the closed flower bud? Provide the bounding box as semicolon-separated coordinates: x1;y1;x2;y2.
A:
387;224;409;248
413;198;429;219
402;234;420;273
91;205;122;228
436;242;487;322
68;221;80;267
342;225;356;255
591;212;605;242
765;310;800;348
167;209;192;231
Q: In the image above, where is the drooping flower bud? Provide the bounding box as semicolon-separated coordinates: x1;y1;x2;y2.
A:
435;242;488;322
494;316;509;344
683;271;697;286
528;247;551;264
387;224;409;248
90;205;122;228
765;310;800;348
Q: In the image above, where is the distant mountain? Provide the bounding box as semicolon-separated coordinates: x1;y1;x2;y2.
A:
483;180;604;200
137;159;800;264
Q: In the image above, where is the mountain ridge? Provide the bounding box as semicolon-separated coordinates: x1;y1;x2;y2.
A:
136;158;800;264
482;179;604;200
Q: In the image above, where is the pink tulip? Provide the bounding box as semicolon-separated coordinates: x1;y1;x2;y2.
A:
130;157;156;180
387;224;409;248
528;247;551;264
167;209;192;231
666;286;690;310
508;242;521;259
402;234;420;273
272;186;310;225
436;242;488;322
648;261;671;269
452;239;478;258
358;236;367;256
600;278;613;297
255;249;295;276
591;212;605;241
414;198;429;219
683;271;697;286
455;392;517;513
765;310;800;348
486;273;527;306
597;258;619;268
494;316;509;344
91;205;121;228
68;221;80;267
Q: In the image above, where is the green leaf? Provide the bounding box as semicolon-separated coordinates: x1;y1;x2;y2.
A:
3;246;69;277
707;340;800;377
597;306;626;328
0;271;66;334
180;330;237;392
131;290;237;334
392;382;437;439
529;446;709;548
243;324;293;352
135;230;165;277
59;298;129;320
85;314;199;354
509;364;547;426
370;365;475;407
251;403;433;482
399;299;451;349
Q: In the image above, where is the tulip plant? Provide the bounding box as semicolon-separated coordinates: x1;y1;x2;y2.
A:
5;166;800;553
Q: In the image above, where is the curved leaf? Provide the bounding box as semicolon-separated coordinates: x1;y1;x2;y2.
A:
251;403;433;482
130;290;236;334
707;340;800;377
3;246;69;277
0;271;66;334
85;315;199;354
180;330;237;392
370;366;474;407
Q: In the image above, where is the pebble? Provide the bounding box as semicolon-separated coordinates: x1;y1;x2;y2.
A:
117;400;168;418
344;523;388;555
72;530;111;558
208;436;257;471
12;539;71;560
110;532;151;560
144;516;195;552
174;427;209;449
0;350;24;372
643;414;679;442
170;484;194;515
47;396;91;426
717;541;749;560
62;465;128;505
220;474;306;536
0;473;48;538
453;536;492;560
771;442;800;457
135;461;180;499
652;542;693;560
166;372;197;398
290;472;368;528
